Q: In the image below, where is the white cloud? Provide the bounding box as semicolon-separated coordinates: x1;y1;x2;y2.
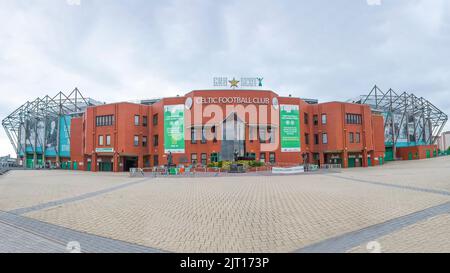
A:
1;0;449;155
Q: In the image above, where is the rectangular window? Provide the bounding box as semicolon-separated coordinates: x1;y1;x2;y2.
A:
153;155;159;167
304;113;309;125
134;135;139;146
346;114;362;124
305;133;310;145
260;152;266;162
259;126;266;143
201;127;207;144
142;136;147;147
96;115;114;127
98;135;104;146
191;153;197;165
349;132;354;143
153;135;159;146
201;153;207;166
322;133;328;144
322;114;327;125
269;152;276;164
313;115;318;126
134;115;140;126
211;153;219;163
249;126;255;143
143;116;148;127
153;114;158;126
314;134;319;145
356;132;361;143
106;135;111;146
191;127;197;144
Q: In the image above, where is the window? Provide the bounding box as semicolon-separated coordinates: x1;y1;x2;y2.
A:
269;152;276;164
212;126;217;143
191;127;197;144
260;152;266;162
153;155;159;167
313;115;318;126
201;127;207;144
305;133;310;145
345;114;362;124
201;153;207;166
153;114;158;126
322;114;327;125
153;135;159;146
349;132;354;143
98;135;104;146
322;133;328;144
249;126;256;143
191;153;197;165
355;132;361;143
96;115;114;127
106;135;111;146
304;113;309;125
314;134;319;145
267;126;274;143
142;136;147;147
143;116;148;127
259;126;266;143
211;153;219;163
134;115;140;126
134;135;139;146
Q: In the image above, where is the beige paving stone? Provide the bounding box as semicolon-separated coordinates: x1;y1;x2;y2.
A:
3;157;450;253
0;170;130;211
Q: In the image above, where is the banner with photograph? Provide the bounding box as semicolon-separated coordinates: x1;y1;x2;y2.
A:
164;105;185;153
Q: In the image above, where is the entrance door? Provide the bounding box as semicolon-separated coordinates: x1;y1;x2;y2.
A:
368;157;372;167
408;152;413;160
348;157;355;168
221;113;245;161
87;161;91;171
73;162;78;170
99;162;112;172
426;150;431;158
124;157;138;172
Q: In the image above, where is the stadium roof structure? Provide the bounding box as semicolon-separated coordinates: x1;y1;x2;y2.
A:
350;85;448;146
2;88;103;158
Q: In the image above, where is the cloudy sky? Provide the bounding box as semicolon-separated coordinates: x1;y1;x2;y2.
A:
1;0;449;156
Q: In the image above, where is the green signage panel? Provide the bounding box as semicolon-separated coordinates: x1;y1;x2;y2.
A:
280;104;301;152
95;148;114;153
164;105;185;153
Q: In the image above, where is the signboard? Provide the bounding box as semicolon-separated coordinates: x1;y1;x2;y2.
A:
195;97;270;105
272;166;304;174
213;77;263;88
164;105;185;153
59;115;71;158
95;148;114;153
280;105;301;152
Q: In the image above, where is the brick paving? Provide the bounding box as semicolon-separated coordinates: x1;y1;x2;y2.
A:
1;157;450;253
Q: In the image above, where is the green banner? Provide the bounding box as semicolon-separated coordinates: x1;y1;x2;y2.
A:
164;105;185;153
280;105;301;152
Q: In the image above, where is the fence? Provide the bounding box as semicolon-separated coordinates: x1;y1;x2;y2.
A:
129;162;327;177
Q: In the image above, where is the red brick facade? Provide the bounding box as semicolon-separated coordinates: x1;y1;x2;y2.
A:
70;89;386;172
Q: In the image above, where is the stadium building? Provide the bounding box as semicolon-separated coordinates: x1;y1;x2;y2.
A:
2;85;446;172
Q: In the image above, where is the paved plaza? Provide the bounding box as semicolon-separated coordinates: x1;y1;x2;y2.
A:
0;157;450;253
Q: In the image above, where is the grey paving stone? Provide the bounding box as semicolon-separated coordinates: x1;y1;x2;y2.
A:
0;210;165;253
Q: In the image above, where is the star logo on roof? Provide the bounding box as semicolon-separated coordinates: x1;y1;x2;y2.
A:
229;78;239;88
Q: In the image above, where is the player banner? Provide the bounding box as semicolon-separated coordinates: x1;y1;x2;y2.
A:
280;105;301;152
164;105;185;153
